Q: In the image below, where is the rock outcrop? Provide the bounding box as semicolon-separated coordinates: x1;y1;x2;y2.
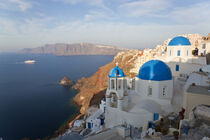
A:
20;43;129;56
59;77;74;86
72;50;139;114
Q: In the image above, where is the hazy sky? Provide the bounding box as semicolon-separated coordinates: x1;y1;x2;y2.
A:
0;0;210;51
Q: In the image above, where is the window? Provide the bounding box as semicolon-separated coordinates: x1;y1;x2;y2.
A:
88;122;92;129
111;79;115;89
111;93;117;108
177;50;181;56
132;79;135;90
203;44;206;49
176;65;179;71
123;80;127;89
118;79;121;90
162;87;167;96
148;86;152;96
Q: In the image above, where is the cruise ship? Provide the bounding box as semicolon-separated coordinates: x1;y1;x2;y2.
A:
24;60;36;64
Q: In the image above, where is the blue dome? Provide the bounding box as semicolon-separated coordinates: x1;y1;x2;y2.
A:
137;60;172;81
109;66;125;78
168;36;191;46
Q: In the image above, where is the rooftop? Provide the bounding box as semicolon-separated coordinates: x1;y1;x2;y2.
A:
86;109;103;122
187;85;210;96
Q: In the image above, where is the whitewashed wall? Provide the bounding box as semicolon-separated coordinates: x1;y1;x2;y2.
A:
105;107;153;128
135;78;173;105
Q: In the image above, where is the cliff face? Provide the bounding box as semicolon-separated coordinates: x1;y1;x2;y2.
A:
72;50;139;114
20;43;129;56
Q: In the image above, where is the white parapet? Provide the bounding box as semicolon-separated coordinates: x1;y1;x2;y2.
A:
118;99;123;110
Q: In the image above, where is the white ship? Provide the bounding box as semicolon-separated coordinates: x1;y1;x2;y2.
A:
24;60;36;64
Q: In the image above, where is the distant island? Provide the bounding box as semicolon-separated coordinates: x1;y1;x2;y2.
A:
20;43;129;56
59;77;74;86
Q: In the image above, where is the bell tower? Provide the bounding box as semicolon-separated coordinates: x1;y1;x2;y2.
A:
106;63;127;110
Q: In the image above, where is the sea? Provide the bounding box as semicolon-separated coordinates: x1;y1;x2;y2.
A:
0;53;113;140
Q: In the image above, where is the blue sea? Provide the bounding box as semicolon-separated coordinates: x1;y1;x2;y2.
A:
0;53;113;140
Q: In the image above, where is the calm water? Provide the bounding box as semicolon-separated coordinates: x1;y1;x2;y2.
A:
0;53;113;140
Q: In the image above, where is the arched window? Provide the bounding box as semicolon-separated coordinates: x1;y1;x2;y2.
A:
176;65;179;71
111;79;115;89
177;50;181;56
123;79;126;89
132;79;135;90
203;44;206;49
148;86;152;96
110;93;118;108
118;79;121;90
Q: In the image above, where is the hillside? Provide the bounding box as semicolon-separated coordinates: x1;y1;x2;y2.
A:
20;43;129;56
72;50;139;114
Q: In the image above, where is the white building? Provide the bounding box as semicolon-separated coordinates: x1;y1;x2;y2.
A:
183;65;210;118
105;60;174;129
158;36;207;77
85;99;106;132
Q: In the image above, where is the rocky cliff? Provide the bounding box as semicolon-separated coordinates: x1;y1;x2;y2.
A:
20;43;129;56
72;50;139;114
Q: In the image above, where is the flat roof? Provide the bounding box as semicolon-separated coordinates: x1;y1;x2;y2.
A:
187;85;210;96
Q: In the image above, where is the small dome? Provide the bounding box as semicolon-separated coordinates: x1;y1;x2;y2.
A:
137;60;172;81
168;36;191;46
109;66;125;78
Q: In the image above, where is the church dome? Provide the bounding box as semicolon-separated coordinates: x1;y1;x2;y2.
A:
137;60;172;81
168;36;191;46
109;66;125;78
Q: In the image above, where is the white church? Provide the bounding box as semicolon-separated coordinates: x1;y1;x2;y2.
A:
105;59;174;129
85;36;208;132
159;36;206;78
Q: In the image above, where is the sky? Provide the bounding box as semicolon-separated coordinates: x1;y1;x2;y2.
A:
0;0;210;51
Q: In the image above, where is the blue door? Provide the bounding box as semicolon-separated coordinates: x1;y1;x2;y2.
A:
101;118;104;125
176;65;179;71
148;121;155;129
153;113;159;121
88;122;91;129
